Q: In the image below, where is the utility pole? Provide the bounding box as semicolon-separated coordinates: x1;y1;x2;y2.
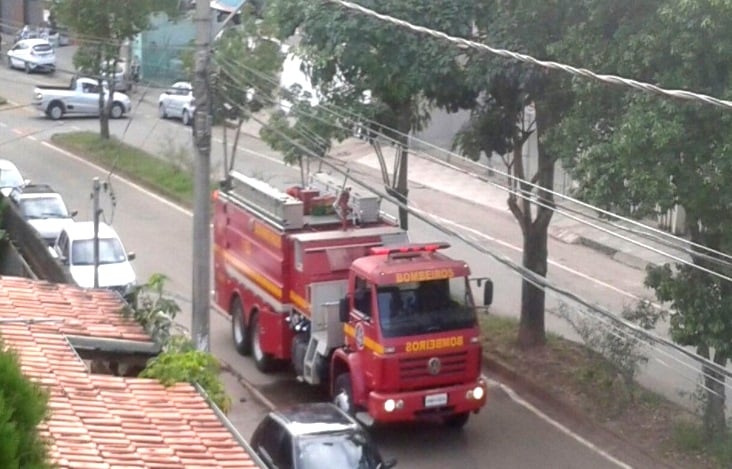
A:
192;0;212;352
92;177;101;288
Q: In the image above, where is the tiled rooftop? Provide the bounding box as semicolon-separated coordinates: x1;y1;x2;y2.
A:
0;276;258;469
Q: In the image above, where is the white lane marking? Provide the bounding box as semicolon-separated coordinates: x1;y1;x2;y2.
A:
432;214;660;307
494;379;633;469
41;140;193;217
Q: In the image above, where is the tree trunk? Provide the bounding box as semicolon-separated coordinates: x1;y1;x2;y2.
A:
518;224;548;347
701;348;727;438
394;111;410;230
100;91;110;140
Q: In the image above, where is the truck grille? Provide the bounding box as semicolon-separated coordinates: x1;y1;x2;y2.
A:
399;351;468;385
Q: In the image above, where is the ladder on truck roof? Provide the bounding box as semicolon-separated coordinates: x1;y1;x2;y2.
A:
224;170;305;230
223;170;385;230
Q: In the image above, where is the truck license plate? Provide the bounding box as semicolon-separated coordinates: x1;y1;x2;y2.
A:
424;393;448;408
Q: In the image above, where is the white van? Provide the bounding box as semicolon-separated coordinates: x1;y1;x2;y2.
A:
51;221;137;301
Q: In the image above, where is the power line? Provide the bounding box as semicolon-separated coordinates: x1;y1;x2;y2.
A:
214;52;732;274
217;89;732;382
324;0;732;111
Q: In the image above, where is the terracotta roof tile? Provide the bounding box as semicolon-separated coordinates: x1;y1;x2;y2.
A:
0;277;258;469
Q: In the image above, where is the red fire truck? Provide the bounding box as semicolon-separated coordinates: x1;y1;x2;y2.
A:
212;170;493;428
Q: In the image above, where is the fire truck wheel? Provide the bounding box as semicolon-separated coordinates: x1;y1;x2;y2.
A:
444;412;470;429
251;312;276;372
333;373;355;416
231;298;251;356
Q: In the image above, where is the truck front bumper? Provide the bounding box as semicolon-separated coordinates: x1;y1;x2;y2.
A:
366;378;487;423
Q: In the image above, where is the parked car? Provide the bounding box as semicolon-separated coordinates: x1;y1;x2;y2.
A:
7;38;56;73
250;403;396;469
100;58;134;92
32;77;132;120
0;159;28;197
51;221;137;302
9;184;76;246
158;81;195;126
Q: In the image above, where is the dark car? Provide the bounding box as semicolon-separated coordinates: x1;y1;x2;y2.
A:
250;403;396;469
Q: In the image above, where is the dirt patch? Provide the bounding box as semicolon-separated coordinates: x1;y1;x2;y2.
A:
481;315;717;469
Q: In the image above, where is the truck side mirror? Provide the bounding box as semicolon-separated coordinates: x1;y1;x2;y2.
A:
483;280;493;307
339;297;350;323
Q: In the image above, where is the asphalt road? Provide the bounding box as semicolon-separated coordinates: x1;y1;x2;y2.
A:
0;47;669;468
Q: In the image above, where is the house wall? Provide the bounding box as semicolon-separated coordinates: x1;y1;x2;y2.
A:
0;0;44;34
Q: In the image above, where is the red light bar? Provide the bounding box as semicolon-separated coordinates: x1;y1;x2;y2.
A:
370;242;450;256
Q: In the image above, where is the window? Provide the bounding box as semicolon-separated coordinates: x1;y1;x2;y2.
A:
353;276;372;317
71;238;126;266
251;417;292;469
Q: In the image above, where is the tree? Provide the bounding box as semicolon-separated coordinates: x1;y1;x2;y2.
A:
0;342;52;469
211;11;286;175
265;0;476;229
453;0;576;347
552;0;732;435
53;0;179;139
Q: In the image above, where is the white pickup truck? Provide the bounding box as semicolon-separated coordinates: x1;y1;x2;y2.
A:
32;77;132;120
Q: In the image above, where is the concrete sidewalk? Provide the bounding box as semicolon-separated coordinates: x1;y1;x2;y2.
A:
328;138;691;271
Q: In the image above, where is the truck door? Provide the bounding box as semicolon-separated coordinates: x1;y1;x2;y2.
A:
350;275;379;387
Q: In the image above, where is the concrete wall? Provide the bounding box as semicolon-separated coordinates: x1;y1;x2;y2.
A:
0;0;44;35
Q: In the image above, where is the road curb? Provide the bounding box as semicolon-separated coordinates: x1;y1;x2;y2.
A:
221;359;277;412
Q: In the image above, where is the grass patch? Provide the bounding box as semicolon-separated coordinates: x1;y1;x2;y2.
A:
51;132;194;208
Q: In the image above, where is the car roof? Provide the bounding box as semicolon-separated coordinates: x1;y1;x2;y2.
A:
13;183;57;195
63;221;119;240
0;159;20;171
270;403;361;436
172;81;192;89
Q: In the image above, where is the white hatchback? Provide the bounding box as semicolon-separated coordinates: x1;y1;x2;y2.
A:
7;38;56;73
158;81;195;126
52;221;137;301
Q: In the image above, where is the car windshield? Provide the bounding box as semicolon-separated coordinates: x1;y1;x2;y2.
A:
20;197;68;219
377;278;476;338
33;44;53;52
0;168;23;187
295;431;382;469
71;238;126;265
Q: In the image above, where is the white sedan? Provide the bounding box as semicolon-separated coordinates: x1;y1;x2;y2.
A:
7;38;56;73
158;81;195;126
0;159;27;197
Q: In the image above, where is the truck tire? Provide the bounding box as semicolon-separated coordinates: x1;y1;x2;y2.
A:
251;312;276;372
47;102;64;120
231;298;251;356
333;373;356;416
110;102;124;119
444;412;470;429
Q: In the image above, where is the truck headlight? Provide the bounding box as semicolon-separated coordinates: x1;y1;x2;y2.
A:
383;399;403;412
467;385;485;401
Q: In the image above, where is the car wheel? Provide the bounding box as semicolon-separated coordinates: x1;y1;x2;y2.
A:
47;102;63;120
7;57;13;69
182;109;191;126
158;103;167;119
231;297;251;356
110;102;124;119
444;412;470;429
333;373;356;416
251;312;276;372
24;62;31;74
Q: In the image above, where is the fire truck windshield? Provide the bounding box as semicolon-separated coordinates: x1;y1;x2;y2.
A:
376;277;476;338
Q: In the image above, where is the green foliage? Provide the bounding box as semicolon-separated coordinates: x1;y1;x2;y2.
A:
130;275;231;413
127;273;182;345
140;348;231;413
0;343;52;469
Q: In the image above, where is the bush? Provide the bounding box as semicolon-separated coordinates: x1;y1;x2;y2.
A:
0;343;52;469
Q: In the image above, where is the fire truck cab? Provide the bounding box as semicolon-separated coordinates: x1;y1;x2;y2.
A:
212;170;493;428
